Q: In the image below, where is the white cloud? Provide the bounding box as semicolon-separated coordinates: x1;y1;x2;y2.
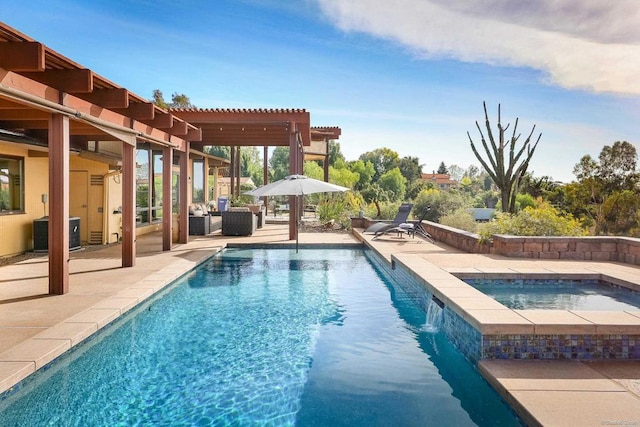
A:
316;0;640;95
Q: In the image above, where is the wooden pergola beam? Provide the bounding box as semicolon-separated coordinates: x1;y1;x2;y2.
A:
148;111;173;129
112;102;155;120
164;120;187;135
0;41;45;71
81;88;129;109
186;127;202;142
22;68;93;93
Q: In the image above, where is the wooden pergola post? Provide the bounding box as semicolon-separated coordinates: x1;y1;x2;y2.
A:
48;113;70;294
121;142;136;267
162;146;173;251
229;146;235;199
263;146;269;207
178;147;189;243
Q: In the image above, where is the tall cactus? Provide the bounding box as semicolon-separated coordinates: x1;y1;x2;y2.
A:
468;102;541;213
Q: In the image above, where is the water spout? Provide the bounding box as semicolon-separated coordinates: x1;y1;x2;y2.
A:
423;295;444;332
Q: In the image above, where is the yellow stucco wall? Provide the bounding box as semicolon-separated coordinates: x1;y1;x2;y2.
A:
0;141;112;258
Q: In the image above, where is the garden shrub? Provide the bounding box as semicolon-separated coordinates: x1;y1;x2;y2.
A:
478;199;586;240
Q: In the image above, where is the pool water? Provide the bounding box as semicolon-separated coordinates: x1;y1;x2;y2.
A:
0;249;519;426
466;278;640;311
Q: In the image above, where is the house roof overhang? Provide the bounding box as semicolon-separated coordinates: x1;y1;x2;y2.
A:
0;22;200;154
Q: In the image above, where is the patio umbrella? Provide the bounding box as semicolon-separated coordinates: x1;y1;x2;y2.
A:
245;174;349;251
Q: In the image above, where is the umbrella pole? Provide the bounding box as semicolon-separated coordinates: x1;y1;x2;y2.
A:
295;195;299;253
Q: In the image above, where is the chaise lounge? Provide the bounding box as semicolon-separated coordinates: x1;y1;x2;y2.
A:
364;203;413;239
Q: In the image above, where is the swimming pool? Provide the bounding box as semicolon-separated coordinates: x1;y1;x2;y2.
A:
0;248;519;426
465;278;640;311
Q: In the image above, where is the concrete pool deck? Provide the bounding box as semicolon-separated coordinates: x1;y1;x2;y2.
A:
1;223;639;425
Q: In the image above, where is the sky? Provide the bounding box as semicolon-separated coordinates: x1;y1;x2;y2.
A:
3;0;640;182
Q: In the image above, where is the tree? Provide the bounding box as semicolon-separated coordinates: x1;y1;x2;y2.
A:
378;167;406;202
448;164;464;181
359;148;399;181
567;141;640;235
437;161;448;175
468;102;541;213
349;159;375;191
414;188;471;222
598;141;639;192
361;183;392;218
328;166;360;189
152;89;168;109
398;156;423;183
205;146;230;160
328;140;346;168
269;147;290;181
151;89;194;109
240;147;264;186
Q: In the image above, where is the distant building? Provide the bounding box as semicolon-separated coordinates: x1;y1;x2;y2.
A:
421;173;458;190
217;176;255;197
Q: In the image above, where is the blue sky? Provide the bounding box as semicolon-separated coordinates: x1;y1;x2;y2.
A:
4;0;639;182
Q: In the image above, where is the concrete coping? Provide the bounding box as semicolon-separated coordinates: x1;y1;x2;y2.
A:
390;253;640;336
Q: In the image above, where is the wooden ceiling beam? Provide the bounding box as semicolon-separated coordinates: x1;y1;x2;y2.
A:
21;68;93;93
0;41;45;71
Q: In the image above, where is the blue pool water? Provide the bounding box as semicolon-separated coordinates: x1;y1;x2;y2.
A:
466;278;640;311
0;249;519;426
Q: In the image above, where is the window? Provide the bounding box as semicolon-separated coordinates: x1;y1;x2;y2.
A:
192;159;204;203
135;145;164;226
151;151;163;222
0;155;24;214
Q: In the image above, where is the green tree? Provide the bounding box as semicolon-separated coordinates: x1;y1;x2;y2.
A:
303;161;324;180
437;161;448;174
378;167;406;202
468;102;541;213
241;147;264;186
398;156;423;183
151;89;195;109
361;184;392;218
152;89;168;109
359;148;399;181
414;188;471;222
269;147;290;181
405;179;433;201
349;159;375;191
568;141;639;235
329;166;359;189
205;146;230;160
600;190;640;236
329;140;346;168
598;141;639;192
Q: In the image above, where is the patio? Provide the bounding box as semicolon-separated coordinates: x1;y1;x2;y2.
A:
1;224;639;425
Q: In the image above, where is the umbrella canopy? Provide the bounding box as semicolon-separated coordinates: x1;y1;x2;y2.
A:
246;174;348;197
245;175;348;252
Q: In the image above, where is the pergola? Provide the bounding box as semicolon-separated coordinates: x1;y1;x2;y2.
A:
172;109;341;241
0;23;200;294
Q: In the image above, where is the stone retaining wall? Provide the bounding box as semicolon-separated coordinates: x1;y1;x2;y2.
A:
358;218;640;266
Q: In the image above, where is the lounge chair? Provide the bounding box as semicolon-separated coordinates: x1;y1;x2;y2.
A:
364;203;413;238
394;207;435;243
